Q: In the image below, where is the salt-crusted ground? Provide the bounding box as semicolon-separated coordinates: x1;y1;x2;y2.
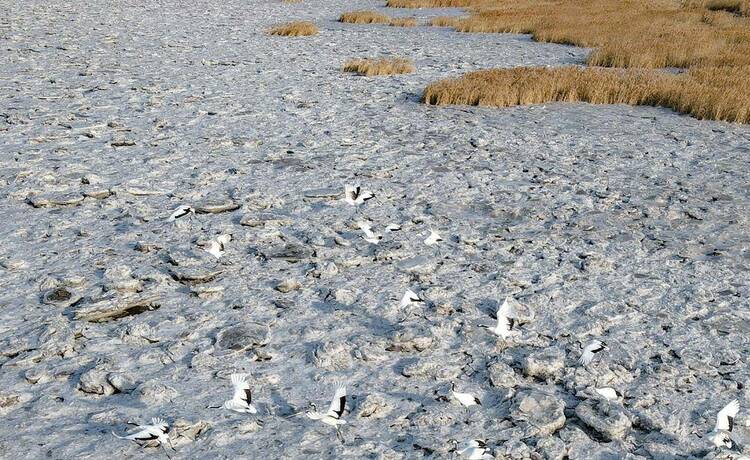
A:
1;0;750;458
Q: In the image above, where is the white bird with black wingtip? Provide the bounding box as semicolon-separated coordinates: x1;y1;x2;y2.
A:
168;205;194;222
579;339;607;365
481;296;519;339
344;185;375;206
709;399;740;448
112;417;174;451
357;221;382;244
400;289;424;308
306;383;348;441
214;373;257;414
424;229;443;246
449;439;493;459
450;383;481;408
205;234;231;259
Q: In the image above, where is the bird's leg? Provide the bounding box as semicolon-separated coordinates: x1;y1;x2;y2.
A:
336;427;345;445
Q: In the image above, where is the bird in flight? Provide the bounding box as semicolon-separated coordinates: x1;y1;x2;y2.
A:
168;205;194;222
424;229;443;246
357;221;382;244
205;234;231;259
305;383;347;442
449;439;493;459
450;383;481;408
400;289;424;308
112;417;174;452
578;339;607;365
344;185;375;206
709;399;740;448
481;296;519;339
215;373;257;414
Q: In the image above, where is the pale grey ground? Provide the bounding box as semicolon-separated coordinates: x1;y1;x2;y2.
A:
1;0;750;459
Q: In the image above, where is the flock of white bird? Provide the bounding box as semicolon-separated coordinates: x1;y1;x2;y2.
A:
112;185;745;458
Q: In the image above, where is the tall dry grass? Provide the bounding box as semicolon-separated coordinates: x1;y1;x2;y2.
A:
684;0;750;15
423;66;750;123
339;11;391;24
340;10;419;26
343;58;416;76
390;17;418;27
268;21;319;36
399;0;750;122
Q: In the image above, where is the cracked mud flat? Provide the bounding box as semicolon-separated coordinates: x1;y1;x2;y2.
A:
1;0;750;458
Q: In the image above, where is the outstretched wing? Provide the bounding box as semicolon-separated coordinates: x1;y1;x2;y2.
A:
231;374;251;404
715;399;740;431
497;297;518;319
326;384;347;419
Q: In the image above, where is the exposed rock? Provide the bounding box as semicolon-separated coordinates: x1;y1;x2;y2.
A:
137;380;178;405
310;341;352;370
524;348;566;381
107;372;137;393
173;419;211;446
386;330;433;353
216;323;270;352
27;192;84;207
170;268;223;284
190;284;225;299
266;243;315;262
357;393;393;419
575;400;632;441
488;361;519;388
74;295;160;322
536;436;567;460
513;391;566;436
78;367;115;395
240;212;293;227
103;265;142;293
275;279;302;293
195;198;240;214
41;286;81;307
401;358;462;380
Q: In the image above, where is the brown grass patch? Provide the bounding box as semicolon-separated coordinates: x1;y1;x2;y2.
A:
343;58;416;76
339;10;392;24
387;0;473;6
685;0;750;15
423;66;750;123
268;21;319;36
389;17;418;27
405;0;750;122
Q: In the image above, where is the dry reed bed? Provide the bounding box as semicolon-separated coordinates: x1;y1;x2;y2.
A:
396;0;750;122
423;66;750;123
267;21;319;36
339;10;418;26
343;58;416;76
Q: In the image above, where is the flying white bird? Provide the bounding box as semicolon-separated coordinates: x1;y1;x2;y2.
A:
449;439;493;459
357;221;382;244
219;373;257;414
400;289;424;308
385;224;402;232
595;387;622;401
168;205;194;222
579;340;607;365
424;230;443;246
112;417;173;451
344;185;375;205
709;399;740;448
205;234;231;259
450;383;481;407
306;384;347;441
481;296;519;339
